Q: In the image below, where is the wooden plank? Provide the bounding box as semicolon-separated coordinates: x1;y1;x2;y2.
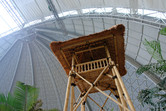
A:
113;36;119;65
60;49;70;67
75;45;105;54
62;35;113;50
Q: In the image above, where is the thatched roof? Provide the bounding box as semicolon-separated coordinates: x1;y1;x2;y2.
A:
50;24;126;77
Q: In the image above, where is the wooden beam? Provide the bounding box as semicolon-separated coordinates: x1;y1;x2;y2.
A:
112;64;136;111
113;36;119;66
73;65;109;111
63;74;72;111
62;35;113;50
94;86;131;111
100;92;112;111
60;49;70;67
75;45;104;54
88;96;103;109
70;78;75;111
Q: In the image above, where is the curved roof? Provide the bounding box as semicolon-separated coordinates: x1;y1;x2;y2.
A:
0;0;165;110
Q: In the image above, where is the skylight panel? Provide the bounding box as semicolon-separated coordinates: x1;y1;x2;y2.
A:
0;3;17;34
138;9;166;20
104;8;113;12
149;13;166;19
24;19;42;27
82;8;97;14
58;10;78;17
44;15;54;21
138;9;157;15
94;8;113;13
0;0;24;38
117;8;130;14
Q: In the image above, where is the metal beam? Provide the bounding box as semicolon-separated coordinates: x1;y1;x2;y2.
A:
35;28;82;37
46;0;67;35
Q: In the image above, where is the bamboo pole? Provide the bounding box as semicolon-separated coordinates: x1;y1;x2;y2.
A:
112;65;136;111
70;78;75;111
100;92;112;111
105;45;134;111
81;97;85;111
63;54;75;111
63;75;72;111
88;96;103;109
105;45;126;110
73;65;109;111
94;86;130;111
73;93;81;108
112;69;127;111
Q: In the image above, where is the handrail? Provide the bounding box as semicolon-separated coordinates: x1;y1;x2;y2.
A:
75;58;108;73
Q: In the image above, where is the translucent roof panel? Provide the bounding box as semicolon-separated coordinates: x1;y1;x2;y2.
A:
0;0;24;38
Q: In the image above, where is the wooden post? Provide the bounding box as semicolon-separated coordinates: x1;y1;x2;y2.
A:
112;69;127;111
105;45;126;110
94;86;130;111
63;54;75;111
63;75;72;111
112;65;136;111
105;45;135;111
81;97;85;111
70;78;75;111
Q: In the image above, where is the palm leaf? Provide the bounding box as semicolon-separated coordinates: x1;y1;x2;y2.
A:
143;39;163;61
0;93;19;111
136;61;166;75
14;81;39;111
160;27;166;36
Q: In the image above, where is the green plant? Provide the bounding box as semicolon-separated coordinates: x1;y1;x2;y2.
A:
137;77;166;111
0;81;42;111
136;39;166;76
136;27;166;111
48;108;59;111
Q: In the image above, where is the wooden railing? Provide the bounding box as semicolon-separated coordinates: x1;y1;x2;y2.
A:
75;58;108;73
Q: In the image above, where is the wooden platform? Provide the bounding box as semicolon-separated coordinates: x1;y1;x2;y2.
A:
50;24;126;94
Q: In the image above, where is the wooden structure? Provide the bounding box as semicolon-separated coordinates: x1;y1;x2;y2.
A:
50;24;136;111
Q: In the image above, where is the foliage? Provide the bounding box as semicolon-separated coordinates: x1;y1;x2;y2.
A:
136;29;166;111
136;39;166;76
160;27;166;36
143;39;163;61
48;108;59;111
29;100;43;111
110;108;114;111
0;81;43;111
137;77;166;111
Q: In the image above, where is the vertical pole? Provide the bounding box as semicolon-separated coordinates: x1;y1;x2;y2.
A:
81;97;85;111
105;46;133;111
112;65;136;111
70;78;75;111
63;75;72;111
70;54;75;111
63;54;75;111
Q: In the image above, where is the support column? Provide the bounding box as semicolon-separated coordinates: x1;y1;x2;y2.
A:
63;75;72;111
63;54;75;111
105;45;134;111
70;78;75;111
112;65;136;111
81;97;85;111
